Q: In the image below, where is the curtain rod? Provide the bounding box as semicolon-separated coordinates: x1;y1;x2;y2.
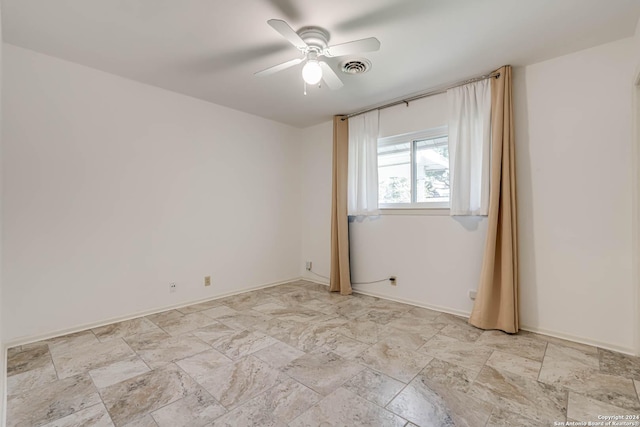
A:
341;71;500;120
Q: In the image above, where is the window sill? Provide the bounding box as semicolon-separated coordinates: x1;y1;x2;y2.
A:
379;208;450;216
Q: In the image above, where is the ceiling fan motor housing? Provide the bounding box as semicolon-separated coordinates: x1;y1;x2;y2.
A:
297;27;330;53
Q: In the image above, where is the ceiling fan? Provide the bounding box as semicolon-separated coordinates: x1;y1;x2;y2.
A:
255;19;381;90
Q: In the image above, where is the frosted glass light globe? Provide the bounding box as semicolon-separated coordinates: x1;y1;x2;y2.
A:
302;60;323;85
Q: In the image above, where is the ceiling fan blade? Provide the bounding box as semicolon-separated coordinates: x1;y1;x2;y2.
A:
265;0;301;21
267;19;307;50
319;62;344;90
325;37;381;57
335;0;427;32
255;57;303;77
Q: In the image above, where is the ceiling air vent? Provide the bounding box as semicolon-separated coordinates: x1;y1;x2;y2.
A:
340;59;371;75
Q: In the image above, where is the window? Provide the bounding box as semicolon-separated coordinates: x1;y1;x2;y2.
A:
378;126;449;209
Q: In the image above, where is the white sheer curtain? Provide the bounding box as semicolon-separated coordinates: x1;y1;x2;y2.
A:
348;110;379;216
447;79;492;216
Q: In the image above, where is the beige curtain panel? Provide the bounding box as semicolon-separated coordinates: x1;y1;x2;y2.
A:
469;66;519;333
330;116;353;295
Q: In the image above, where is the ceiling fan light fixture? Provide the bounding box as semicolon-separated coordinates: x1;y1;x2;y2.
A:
257;19;380;91
302;60;323;85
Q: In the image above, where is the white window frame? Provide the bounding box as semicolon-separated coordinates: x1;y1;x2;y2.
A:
378;126;449;212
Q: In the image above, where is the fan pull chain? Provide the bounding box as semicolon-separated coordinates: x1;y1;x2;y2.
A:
303;81;307;96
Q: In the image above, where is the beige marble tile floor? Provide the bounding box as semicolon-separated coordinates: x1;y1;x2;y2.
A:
6;280;640;426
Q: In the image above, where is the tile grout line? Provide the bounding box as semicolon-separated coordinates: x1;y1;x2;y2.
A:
144;363;226;421
223;369;306;424
382;375;412;412
89;369;111;420
137;352;154;373
285;363;410;427
466;350;490;391
274;372;329;425
536;341;549;382
483;406;499;427
93;337;154;427
375;346;439;412
597;346;604;372
46;344;61;381
45;402;115;427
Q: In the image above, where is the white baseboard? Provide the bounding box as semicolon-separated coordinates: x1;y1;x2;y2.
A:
350;286;472;318
7;275;638;356
518;324;636;356
303;277;638;356
5;277;299;349
299;277;329;287
300;273;329;285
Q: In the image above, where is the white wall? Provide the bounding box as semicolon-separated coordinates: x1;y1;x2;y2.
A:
301;94;488;316
516;37;636;352
301;37;639;353
1;44;302;343
0;9;5;424
635;17;640;69
300;121;333;280
633;17;640;355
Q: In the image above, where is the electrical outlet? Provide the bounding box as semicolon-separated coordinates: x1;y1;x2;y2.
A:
468;290;477;300
305;261;312;271
169;282;177;293
204;276;211;287
389;276;397;286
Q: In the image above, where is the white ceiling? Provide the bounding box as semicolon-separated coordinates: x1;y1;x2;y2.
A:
2;0;639;128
